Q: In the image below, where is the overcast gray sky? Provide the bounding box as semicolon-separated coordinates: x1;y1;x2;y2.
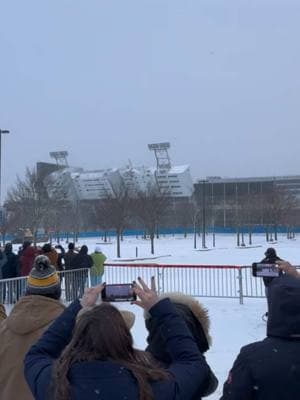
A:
1;0;300;197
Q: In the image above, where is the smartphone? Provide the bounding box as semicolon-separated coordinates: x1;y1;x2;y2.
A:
101;284;137;302
252;263;280;278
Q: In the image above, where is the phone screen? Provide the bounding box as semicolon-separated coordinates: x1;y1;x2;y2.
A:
252;263;279;278
102;284;136;302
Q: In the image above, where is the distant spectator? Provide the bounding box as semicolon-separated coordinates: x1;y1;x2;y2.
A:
261;247;283;287
1;243;19;303
41;243;58;269
72;245;93;270
0;248;7;279
90;246;107;286
0;255;64;400
71;245;93;297
64;242;77;270
54;244;65;272
221;272;300;400
19;242;38;277
64;243;78;301
2;243;18;279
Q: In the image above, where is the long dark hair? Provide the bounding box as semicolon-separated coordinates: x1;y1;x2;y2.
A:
53;303;170;400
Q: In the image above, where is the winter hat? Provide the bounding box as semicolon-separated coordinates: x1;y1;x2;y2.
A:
42;243;52;253
27;255;61;296
94;245;102;253
79;245;88;255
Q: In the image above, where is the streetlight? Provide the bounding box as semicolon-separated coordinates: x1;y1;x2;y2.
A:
0;129;10;207
201;179;207;249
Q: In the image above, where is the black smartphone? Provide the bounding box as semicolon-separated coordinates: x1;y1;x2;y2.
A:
252;263;280;278
101;284;137;302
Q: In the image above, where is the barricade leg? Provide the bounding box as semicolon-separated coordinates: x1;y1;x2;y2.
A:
238;268;244;305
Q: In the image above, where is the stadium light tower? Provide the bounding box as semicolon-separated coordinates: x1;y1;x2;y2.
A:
148;142;171;170
0;129;10;206
49;151;69;167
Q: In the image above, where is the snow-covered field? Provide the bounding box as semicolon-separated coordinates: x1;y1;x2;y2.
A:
11;233;300;399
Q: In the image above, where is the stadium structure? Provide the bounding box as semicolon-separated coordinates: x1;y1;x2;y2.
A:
194;175;300;227
38;143;194;202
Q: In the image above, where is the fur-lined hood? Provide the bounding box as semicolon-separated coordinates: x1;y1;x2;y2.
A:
145;292;212;347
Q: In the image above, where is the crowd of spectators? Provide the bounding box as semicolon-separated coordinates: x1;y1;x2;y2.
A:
0;245;299;399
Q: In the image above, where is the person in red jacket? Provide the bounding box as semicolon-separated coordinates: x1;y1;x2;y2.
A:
19;242;39;277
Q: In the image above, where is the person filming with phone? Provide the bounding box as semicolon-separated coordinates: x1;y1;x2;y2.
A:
24;278;210;400
221;260;300;400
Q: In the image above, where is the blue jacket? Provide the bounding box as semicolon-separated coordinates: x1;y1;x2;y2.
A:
24;298;210;400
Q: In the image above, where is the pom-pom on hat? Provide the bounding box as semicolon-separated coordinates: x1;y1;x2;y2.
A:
27;255;60;295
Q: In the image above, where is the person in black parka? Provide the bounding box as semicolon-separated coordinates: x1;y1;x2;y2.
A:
221;263;300;400
70;245;93;298
1;243;19;303
145;292;218;399
260;247;283;288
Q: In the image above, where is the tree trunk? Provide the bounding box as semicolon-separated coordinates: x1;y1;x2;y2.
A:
274;224;278;241
241;230;245;246
248;226;252;245
104;231;107;242
236;226;240;247
150;233;155;255
266;225;269;242
117;230;121;258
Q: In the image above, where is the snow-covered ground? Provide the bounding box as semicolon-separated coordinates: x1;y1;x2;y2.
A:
11;233;300;399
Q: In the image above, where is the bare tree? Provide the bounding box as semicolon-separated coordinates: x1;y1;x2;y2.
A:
97;182;132;257
261;186;299;241
6;167;49;244
0;208;19;245
174;199;196;238
134;184;170;254
93;200;113;242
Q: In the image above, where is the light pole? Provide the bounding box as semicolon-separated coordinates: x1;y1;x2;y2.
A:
0;129;10;207
201;179;207;249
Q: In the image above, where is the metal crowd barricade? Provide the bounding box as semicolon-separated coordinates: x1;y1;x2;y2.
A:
0;268;91;305
241;265;300;300
104;263;244;303
240;266;266;298
2;264;298;306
